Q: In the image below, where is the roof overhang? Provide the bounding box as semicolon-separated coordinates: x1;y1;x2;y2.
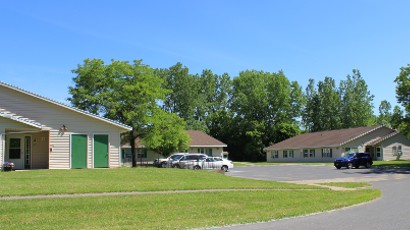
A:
0;81;132;131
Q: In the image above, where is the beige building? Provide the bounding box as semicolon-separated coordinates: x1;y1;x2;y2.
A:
0;81;131;170
265;125;410;162
122;130;228;165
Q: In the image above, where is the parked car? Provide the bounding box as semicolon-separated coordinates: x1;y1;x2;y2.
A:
210;157;234;172
172;154;208;169
334;152;373;169
153;153;187;168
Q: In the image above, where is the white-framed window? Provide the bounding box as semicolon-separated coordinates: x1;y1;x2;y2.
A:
392;145;402;156
322;148;332;158
288;150;294;158
303;149;308;158
272;150;279;159
303;149;315;158
310;149;315;158
376;147;382;158
197;148;213;156
283;150;294;158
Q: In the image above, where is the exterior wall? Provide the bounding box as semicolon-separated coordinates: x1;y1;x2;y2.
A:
379;134;410;161
188;147;224;157
266;126;402;163
31;131;49;169
0;86;127;169
267;147;343;163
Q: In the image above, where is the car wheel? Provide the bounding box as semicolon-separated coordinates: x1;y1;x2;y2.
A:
335;166;341;169
347;163;353;169
172;164;180;169
193;165;201;170
161;162;167;168
354;164;359;169
221;165;228;172
365;162;371;168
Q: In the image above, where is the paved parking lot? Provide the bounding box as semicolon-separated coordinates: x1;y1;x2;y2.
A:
213;165;410;230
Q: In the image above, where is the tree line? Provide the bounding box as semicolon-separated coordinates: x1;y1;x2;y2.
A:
68;59;410;163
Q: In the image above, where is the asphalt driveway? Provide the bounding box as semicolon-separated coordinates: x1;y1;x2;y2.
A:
212;165;410;230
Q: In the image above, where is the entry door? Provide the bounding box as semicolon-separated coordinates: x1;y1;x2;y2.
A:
6;135;31;170
71;134;87;169
94;134;109;168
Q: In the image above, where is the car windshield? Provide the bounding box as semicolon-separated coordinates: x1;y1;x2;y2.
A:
344;153;356;158
170;155;184;160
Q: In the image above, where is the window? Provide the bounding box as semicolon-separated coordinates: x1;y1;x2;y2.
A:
197;148;212;156
303;149;315;158
272;150;279;159
137;148;147;158
9;138;21;159
303;149;309;158
322;148;332;158
376;147;381;158
288;150;294;158
392;145;403;156
310;149;315;158
283;150;288;158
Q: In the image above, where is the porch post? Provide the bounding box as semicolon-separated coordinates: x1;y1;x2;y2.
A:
0;133;4;165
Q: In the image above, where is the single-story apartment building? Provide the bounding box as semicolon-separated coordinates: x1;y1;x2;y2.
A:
121;130;228;165
265;125;410;162
0;81;131;170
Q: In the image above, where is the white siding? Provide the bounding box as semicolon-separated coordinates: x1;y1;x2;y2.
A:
0;85;128;169
379;134;410;161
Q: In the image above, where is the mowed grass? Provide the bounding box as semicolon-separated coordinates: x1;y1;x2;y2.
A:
373;160;410;168
318;182;372;188
0;168;316;196
0;168;381;229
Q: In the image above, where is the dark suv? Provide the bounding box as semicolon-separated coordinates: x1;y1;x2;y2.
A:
334;152;373;169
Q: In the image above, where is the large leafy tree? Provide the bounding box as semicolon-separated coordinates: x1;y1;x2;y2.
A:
69;59;188;166
229;70;301;161
156;63;207;131
142;108;190;157
394;64;410;136
376;100;392;126
303;77;342;132
339;70;375;128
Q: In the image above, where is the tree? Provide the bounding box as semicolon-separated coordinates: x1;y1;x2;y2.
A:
376;100;392;126
69;59;187;167
142;108;190;157
229;70;301;161
394;64;410;136
339;70;375;128
156;63;207;131
303;77;342;132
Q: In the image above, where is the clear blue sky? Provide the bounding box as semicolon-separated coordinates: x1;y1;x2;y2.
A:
1;0;410;113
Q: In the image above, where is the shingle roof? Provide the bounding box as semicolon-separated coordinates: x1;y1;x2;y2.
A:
186;130;227;147
265;125;394;150
128;130;227;148
0;81;132;131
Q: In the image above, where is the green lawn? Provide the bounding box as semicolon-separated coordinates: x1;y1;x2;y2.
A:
318;182;372;188
0;168;381;229
373;160;410;168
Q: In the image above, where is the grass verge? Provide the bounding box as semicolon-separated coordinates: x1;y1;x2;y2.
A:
0;189;380;229
0;168;381;229
317;182;372;188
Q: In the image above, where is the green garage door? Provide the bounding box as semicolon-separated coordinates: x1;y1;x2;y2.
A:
71;134;87;169
94;134;109;168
